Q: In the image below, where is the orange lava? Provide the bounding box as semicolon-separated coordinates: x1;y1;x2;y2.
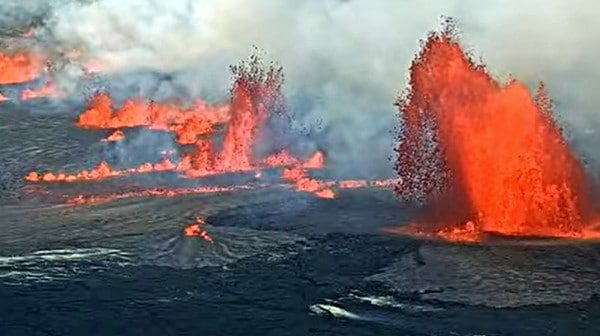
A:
281;166;335;199
169;56;321;178
77;92;230;145
183;217;213;242
26;161;118;182
303;151;325;169
0;52;43;85
26;159;180;183
338;180;369;189
67;185;240;206
101;130;125;142
58;176;398;208
262;150;300;167
393;24;598;241
20;81;64;101
212;56;284;172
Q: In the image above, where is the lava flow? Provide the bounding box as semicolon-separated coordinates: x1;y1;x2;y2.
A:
183;217;214;243
391;24;598;242
280;150;335;199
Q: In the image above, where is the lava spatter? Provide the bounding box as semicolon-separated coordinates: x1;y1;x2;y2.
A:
392;23;598;241
214;53;285;172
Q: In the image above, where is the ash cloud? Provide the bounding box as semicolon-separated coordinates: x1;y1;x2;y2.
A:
5;0;600;178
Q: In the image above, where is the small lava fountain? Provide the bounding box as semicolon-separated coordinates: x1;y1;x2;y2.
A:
391;22;599;242
0;52;43;85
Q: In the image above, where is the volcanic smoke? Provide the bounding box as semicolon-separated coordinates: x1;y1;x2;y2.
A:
393;24;598;242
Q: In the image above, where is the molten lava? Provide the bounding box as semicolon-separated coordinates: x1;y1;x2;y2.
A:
393;25;598;241
281;166;335;199
67;185;240;206
0;52;43;85
183;217;213;243
170;54;313;178
26;159;180;183
77;92;229;145
26;161;118;182
213;55;285;172
101;130;125;142
303;151;325;169
262;150;300;167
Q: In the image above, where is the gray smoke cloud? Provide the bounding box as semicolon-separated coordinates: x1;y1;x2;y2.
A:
3;0;599;178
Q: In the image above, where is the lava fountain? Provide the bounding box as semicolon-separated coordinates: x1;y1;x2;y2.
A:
0;52;44;85
392;24;598;242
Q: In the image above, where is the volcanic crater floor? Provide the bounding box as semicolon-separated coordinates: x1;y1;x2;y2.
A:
2;104;600;335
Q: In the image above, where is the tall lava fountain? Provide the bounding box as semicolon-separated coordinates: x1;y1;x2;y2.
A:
393;24;598;242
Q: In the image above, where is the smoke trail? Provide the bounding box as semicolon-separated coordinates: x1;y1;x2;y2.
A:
3;0;599;177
